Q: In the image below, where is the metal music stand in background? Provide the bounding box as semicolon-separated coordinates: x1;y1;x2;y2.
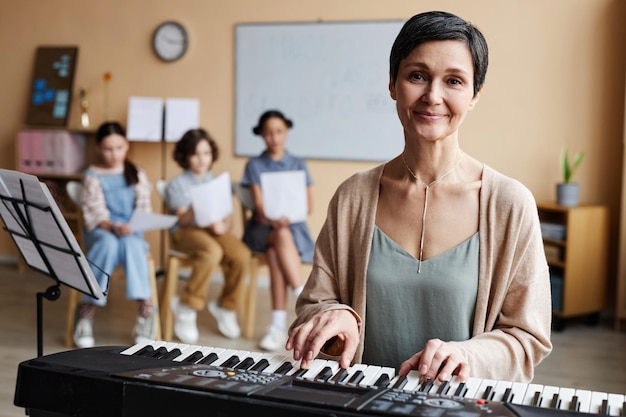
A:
0;169;106;357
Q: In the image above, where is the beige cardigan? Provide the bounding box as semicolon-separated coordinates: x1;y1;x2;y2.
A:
291;163;552;382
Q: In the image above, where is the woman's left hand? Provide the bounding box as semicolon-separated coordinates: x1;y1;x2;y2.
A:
398;338;470;382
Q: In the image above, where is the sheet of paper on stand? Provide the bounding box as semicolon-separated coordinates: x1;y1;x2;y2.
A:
260;170;307;223
164;98;200;142
190;172;233;227
126;96;164;142
128;211;178;232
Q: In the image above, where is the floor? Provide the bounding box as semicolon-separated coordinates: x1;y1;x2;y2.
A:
2;264;626;417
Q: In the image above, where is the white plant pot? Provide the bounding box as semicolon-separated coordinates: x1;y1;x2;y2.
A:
556;183;580;207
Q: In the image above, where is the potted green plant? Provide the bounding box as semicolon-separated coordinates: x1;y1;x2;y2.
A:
557;147;584;207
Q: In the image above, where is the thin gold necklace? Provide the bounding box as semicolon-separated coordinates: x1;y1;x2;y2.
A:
401;150;463;273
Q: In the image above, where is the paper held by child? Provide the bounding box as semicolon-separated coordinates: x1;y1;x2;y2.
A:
261;170;307;223
190;172;233;227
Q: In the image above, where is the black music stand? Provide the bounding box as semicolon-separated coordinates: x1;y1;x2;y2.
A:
0;169;106;357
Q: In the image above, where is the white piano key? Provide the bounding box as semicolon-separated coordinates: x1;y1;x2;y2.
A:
310;360;341;382
377;366;396;387
460;377;484;399
159;341;181;352
437;375;464;396
508;382;530;404
556;387;576;411
476;378;498;400
359;365;383;387
261;354;290;373
171;344;204;362
237;351;264;366
196;346;229;365
188;345;223;363
521;383;544;406
120;340;167;356
589;391;608;415
491;380;513;402
540;385;561;409
606;393;625;416
343;363;369;385
400;370;422;392
574;389;592;413
294;359;329;378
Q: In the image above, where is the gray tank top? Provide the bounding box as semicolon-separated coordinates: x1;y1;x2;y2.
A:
362;226;479;370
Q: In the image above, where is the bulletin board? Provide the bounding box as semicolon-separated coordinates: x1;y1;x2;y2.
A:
234;20;405;162
26;46;79;126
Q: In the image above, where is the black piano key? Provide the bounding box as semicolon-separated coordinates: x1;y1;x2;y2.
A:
454;382;468;397
234;357;257;370
250;359;270;372
292;368;308;377
181;350;205;363
347;370;365;385
219;355;241;368
373;373;390;388
482;385;495;400
134;345;156;356
569;395;580;412
550;393;561;409
274;362;294;375
198;352;220;365
314;366;334;381
150;346;170;359
160;348;182;361
392;375;407;389
532;391;543;407
437;380;450;395
419;379;434;393
502;387;514;403
600;399;609;415
330;368;349;383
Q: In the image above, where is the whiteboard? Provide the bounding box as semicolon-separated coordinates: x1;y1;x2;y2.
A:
235;20;405;162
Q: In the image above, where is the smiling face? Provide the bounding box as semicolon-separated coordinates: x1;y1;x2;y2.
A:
98;133;129;169
187;139;214;176
389;40;481;145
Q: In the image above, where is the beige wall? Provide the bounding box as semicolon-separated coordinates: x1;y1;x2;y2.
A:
1;0;625;302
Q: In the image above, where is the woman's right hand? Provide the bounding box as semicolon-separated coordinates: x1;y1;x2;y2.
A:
286;309;360;370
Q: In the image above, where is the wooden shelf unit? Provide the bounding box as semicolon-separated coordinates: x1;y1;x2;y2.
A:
14;127;95;270
537;202;609;322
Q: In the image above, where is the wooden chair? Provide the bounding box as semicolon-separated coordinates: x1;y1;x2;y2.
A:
154;179;194;341
231;182;267;339
64;181;161;347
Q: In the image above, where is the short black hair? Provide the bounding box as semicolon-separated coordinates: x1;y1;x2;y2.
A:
389;10;489;97
252;110;293;135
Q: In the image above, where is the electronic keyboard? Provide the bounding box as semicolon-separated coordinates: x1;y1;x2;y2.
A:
14;340;625;417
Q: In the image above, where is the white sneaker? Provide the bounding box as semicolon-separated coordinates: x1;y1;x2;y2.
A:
208;300;241;339
73;318;94;349
133;312;156;344
259;325;287;352
171;297;198;344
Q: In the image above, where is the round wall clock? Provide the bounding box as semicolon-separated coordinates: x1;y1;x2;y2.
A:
152;21;188;62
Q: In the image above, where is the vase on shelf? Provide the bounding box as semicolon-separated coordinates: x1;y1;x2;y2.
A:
556;182;580;207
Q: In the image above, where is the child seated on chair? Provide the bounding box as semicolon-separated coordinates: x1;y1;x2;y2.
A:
73;121;156;349
165;128;251;343
242;110;315;351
